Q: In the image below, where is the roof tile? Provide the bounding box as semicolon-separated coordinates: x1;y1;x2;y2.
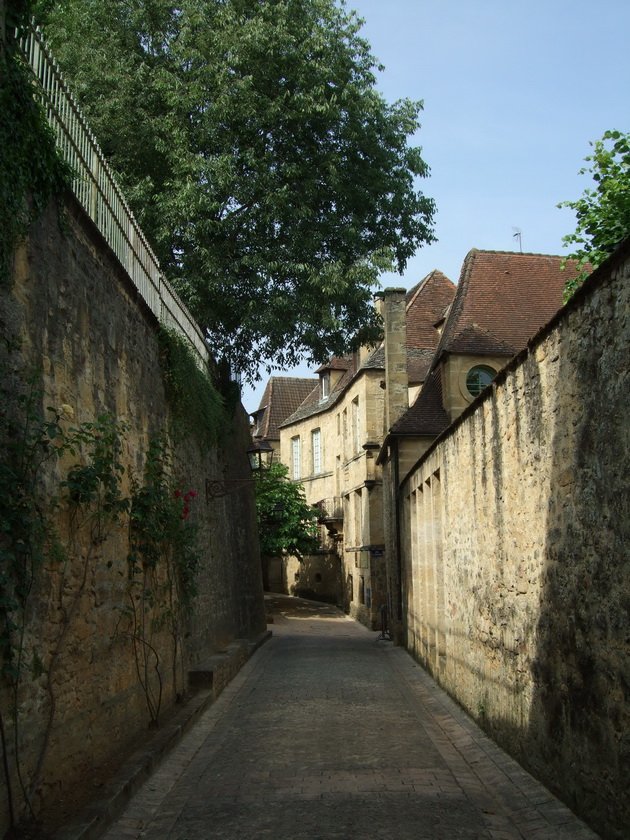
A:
438;250;582;360
390;368;450;437
254;377;318;440
391;249;584;439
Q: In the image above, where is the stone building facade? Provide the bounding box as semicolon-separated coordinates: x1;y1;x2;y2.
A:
277;271;455;627
0;197;267;835
395;244;630;839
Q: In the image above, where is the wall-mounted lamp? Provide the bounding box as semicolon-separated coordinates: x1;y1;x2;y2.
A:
247;440;274;472
205;440;274;499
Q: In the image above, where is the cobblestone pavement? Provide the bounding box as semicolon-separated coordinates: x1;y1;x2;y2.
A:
101;596;599;840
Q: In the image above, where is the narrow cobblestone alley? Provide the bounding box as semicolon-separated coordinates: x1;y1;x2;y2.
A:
100;596;599;840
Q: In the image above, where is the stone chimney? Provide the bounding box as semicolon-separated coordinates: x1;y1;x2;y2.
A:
381;287;408;431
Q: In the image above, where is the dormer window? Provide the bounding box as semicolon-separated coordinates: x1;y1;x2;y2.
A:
320;371;330;400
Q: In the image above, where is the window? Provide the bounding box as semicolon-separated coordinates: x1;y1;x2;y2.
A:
320;372;330;400
354;489;362;546
291;436;301;479
466;365;496;397
352;397;360;453
311;428;322;474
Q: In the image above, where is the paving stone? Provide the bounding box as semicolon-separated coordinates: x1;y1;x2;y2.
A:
99;596;600;840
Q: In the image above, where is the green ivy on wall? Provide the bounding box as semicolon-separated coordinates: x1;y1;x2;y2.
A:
0;371;131;827
157;326;227;448
0;361;204;828
0;5;70;284
125;435;202;723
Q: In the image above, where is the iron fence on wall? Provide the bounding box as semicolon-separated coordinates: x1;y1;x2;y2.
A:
19;25;211;369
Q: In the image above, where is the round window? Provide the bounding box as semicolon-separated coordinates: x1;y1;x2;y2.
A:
466;365;496;397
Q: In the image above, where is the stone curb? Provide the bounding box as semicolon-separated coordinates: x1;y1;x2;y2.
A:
53;629;272;840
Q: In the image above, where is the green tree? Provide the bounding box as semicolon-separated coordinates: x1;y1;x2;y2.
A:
254;463;319;558
39;0;435;380
559;129;630;300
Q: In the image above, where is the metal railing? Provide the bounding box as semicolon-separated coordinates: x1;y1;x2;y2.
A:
315;497;344;521
19;25;210;368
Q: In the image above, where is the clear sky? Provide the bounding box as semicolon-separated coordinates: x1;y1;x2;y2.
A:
242;0;629;413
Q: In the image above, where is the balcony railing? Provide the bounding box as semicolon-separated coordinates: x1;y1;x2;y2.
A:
19;25;210;369
315;497;344;522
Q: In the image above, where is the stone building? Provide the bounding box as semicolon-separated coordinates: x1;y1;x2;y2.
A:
276;270;455;626
377;250;584;640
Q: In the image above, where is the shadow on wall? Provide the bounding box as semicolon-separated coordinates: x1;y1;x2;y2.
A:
527;266;629;839
263;552;343;606
398;248;629;840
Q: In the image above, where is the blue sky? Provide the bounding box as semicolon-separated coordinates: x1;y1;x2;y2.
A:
242;0;629;413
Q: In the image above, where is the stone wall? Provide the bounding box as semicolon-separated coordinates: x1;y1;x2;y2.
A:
400;243;630;839
0;196;266;834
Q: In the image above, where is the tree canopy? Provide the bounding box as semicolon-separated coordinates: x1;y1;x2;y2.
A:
559;129;630;300
39;0;436;381
254;462;319;557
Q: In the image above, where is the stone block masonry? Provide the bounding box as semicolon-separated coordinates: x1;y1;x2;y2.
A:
0;194;267;835
400;241;630;839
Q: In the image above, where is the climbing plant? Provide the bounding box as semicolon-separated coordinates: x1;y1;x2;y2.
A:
0;389;203;826
125;435;202;724
0;362;130;827
157;327;227;448
0;3;70;284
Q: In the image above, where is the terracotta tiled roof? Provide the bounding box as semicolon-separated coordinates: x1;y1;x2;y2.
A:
366;270;455;380
390;367;450;437
405;270;456;350
437;250;581;361
315;357;352;373
253;377;318;440
279;357;357;426
406;348;437;385
361;346;435;383
389;249;583;441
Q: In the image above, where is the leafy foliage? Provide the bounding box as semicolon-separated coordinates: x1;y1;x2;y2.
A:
0;1;70;283
40;0;436;380
0;356;202;805
254;462;319;558
61;415;130;538
559;129;630;300
0;373;130;823
157;327;226;446
128;436;201;608
125;436;202;723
